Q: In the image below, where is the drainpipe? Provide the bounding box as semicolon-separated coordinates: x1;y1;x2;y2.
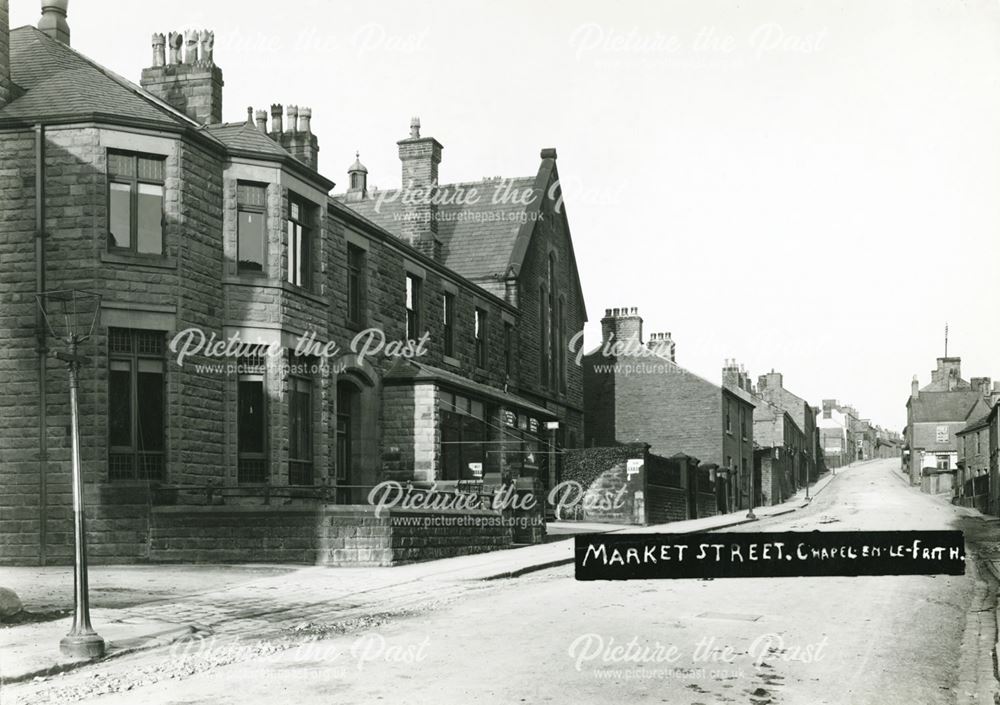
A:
35;123;47;566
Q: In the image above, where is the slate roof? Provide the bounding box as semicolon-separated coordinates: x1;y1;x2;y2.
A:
203;121;296;158
909;390;983;423
0;26;198;128
341;176;539;282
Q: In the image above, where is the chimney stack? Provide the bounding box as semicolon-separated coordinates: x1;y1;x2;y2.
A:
254;109;267;132
38;0;70;45
140;28;223;125
397;116;443;259
269;104;320;170
647;332;675;362
0;0;11;110
600;307;643;347
911;375;919;400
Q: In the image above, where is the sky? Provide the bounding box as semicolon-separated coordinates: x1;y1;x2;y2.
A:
13;0;1000;431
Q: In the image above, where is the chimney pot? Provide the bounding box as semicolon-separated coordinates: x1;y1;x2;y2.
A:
254;109;267;132
38;0;70;44
298;107;312;133
246;106;253;125
270;104;283;134
410;116;421;138
540;147;557;160
183;29;200;64
286;105;298;132
151;33;166;67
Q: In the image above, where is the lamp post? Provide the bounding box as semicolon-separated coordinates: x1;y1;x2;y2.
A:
36;290;105;659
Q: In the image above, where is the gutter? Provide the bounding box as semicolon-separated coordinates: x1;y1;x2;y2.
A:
34;123;47;565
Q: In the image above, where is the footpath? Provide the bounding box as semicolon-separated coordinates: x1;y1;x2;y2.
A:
1;468;841;685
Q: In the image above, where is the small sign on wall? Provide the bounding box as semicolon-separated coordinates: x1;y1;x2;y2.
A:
626;458;643;477
936;425;949;443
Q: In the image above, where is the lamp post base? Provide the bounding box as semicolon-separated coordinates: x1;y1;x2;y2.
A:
60;632;105;659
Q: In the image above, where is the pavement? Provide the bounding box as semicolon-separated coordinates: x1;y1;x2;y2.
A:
0;467;840;688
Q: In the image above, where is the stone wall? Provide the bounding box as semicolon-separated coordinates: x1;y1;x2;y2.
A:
148;504;514;566
561;445;647;524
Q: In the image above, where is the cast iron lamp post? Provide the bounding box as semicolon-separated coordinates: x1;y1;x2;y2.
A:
36;290;105;659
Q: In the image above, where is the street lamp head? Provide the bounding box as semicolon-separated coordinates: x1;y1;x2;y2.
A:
35;289;102;346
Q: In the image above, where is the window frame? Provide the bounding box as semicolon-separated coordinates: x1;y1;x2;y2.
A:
288;368;315;485
106;149;166;256
286;194;313;290
474;307;488;368
406;273;423;340
503;321;514;379
443;292;456;357
236;181;268;275
107;328;166;481
346;244;366;326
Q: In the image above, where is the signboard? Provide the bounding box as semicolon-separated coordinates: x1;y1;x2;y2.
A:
529;418;539;433
936;425;949;443
468;463;483;478
503;410;516;428
626;458;643;477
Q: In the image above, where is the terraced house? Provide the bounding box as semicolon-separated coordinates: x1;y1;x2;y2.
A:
0;2;587;566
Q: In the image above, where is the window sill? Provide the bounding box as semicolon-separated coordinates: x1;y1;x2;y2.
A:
442;355;461;368
101;251;177;270
280;281;328;307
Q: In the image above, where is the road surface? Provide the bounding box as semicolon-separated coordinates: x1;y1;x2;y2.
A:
8;459;993;705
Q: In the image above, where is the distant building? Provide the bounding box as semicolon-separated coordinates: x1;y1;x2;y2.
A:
751;399;804;506
582;308;755;511
957;410;993;512
905;357;993;488
756;371;818;486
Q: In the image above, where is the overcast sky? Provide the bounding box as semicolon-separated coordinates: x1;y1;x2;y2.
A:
14;0;1000;431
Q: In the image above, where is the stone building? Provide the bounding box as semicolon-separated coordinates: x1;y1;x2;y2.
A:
582;309;755;511
956;410;993;512
905;357;993;488
755;371;818;487
0;5;586;565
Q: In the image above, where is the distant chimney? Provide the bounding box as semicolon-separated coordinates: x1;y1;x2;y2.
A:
140;28;223;125
931;357;962;390
911;375;919;400
647;332;675;362
0;0;11;109
271;104;320;170
971;377;992;399
345;151;369;202
397;117;443;259
254;108;267;132
722;359;742;390
38;0;69;45
600;307;643;347
758;371;784;395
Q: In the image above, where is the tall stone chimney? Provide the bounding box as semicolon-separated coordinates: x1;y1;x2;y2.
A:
647;332;675;362
600;307;643;346
140;29;223;125
38;0;69;44
911;375;919;400
266;105;319;170
0;0;11;109
397;117;442;259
